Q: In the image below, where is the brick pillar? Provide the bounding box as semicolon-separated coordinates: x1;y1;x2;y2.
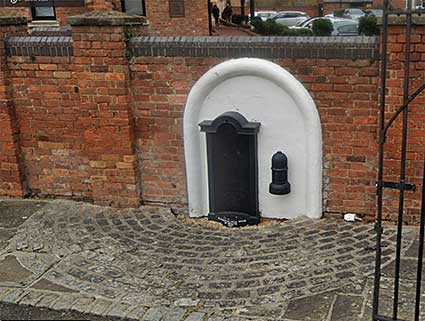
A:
68;11;146;207
0;16;28;198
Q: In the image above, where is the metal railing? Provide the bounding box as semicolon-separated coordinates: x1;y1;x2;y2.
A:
373;0;425;319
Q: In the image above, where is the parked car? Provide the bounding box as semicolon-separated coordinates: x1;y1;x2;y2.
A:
271;11;310;27
291;17;359;36
254;11;277;21
290;16;338;29
342;8;366;20
364;8;383;17
332;19;359;35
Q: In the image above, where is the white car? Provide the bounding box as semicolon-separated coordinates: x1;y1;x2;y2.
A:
271;11;310;27
290;17;336;29
332;19;359;35
254;11;277;21
291;17;359;36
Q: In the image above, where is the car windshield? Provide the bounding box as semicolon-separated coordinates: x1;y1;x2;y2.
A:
348;8;364;14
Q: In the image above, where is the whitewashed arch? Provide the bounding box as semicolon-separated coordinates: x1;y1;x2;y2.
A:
184;58;322;219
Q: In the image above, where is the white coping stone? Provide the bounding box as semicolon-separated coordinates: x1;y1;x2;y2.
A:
184;58;322;220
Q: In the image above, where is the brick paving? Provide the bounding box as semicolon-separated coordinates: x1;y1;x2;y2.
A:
0;199;423;320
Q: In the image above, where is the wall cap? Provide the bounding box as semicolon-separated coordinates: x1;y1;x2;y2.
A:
0;14;28;26
67;9;146;26
377;14;425;25
6;36;73;57
130;36;379;60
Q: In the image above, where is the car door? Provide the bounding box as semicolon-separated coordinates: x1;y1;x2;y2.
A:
335;23;359;35
285;13;303;26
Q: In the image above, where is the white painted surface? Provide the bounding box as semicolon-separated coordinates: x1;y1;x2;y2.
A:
184;58;322;220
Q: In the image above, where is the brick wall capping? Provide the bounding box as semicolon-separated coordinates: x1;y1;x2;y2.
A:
67;9;146;26
377;14;425;25
6;36;73;57
0;15;28;26
130;35;379;59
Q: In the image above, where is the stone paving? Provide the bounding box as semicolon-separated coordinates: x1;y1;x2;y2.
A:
0;199;424;320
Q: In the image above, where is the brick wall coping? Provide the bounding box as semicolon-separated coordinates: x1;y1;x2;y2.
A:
378;14;425;25
67;9;147;26
130;36;379;59
30;26;72;37
0;15;28;26
6;36;73;57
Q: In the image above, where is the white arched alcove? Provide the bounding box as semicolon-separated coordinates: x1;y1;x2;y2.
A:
184;58;322;220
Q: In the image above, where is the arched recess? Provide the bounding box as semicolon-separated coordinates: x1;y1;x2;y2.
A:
184;58;322;219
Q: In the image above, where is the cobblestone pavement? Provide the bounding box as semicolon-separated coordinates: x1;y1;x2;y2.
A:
0;199;423;321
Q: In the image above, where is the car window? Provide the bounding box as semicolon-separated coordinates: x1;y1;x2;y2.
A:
286;13;300;18
306;21;314;28
297;18;309;25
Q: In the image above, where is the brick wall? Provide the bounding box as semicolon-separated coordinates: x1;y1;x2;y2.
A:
0;11;147;207
145;0;209;36
55;8;89;26
379;20;425;224
0;18;28;198
2;12;425;223
0;0;207;36
129;50;380;215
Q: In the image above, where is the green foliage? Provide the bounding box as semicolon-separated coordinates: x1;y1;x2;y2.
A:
124;27;136;64
290;28;314;36
359;15;380;35
312;18;333;36
333;9;345;17
252;19;313;36
250;16;262;28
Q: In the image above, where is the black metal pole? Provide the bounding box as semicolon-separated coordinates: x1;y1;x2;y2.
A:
415;152;425;321
207;0;212;35
372;0;389;318
392;1;412;318
241;0;245;18
250;0;255;21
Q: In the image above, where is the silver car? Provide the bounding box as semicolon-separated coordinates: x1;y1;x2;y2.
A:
254;11;277;21
332;19;359;35
272;11;310;27
291;17;359;36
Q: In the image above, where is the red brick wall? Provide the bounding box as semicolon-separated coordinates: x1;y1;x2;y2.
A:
1;15;424;222
4;24;142;207
70;24;141;207
0;8;31;18
129;57;380;215
145;0;209;36
379;24;425;224
322;3;352;15
0;23;28;198
1;0;209;36
56;8;89;26
7;55;89;199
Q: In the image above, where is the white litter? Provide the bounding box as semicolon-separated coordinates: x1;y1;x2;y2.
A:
344;213;362;222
